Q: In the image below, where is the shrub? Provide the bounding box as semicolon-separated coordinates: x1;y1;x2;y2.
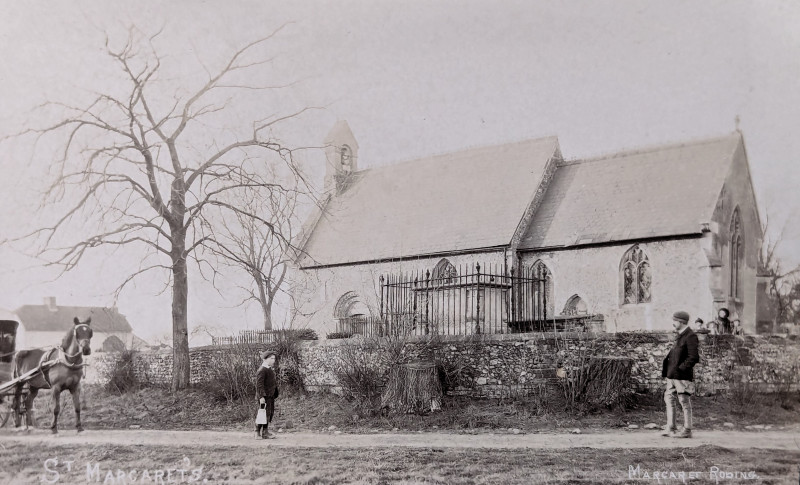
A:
272;331;305;392
553;334;633;412
326;332;354;340
280;328;318;341
727;369;760;413
204;342;259;404
104;350;146;394
436;357;476;395
327;340;386;414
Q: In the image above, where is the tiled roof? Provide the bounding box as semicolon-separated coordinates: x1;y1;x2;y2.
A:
299;137;560;267
518;134;742;249
14;305;133;333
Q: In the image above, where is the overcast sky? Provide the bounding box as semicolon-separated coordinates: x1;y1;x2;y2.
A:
1;1;799;343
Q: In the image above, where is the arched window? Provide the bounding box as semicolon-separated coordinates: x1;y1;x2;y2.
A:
563;294;588;316
333;291;369;319
730;207;744;300
340;145;353;172
530;260;555;317
334;291;371;335
621;245;651;304
432;258;458;284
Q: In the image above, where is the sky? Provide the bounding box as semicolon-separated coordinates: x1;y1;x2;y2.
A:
1;0;799;345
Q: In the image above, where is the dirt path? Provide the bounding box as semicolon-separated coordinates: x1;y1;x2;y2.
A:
1;428;799;451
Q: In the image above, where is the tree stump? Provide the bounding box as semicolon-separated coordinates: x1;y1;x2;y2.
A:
381;360;442;414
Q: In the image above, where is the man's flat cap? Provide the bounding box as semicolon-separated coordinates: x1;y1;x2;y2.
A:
672;311;690;323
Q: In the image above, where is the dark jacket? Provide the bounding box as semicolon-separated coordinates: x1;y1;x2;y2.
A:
256;366;277;400
662;327;700;381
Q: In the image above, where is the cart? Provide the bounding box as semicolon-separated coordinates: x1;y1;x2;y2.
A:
0;320;25;427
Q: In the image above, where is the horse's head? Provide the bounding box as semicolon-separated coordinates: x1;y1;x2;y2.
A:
71;317;94;356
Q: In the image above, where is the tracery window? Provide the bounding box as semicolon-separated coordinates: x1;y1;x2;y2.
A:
621;245;651;304
432;258;458;284
530;260;555;317
730;207;744;300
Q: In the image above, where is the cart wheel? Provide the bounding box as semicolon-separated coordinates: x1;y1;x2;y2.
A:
0;400;13;428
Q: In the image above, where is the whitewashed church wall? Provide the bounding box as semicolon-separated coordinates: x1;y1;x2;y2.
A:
293;251;507;338
709;141;762;332
521;238;713;332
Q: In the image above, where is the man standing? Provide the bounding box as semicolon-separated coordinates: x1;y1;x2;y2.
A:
661;311;700;438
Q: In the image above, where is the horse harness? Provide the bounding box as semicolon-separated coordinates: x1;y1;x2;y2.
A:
31;324;91;389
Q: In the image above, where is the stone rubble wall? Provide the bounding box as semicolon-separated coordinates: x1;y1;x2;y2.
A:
81;349;222;386
91;333;800;398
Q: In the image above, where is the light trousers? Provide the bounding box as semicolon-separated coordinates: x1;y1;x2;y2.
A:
664;378;693;431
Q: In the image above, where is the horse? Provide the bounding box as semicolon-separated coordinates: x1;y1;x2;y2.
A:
12;317;93;433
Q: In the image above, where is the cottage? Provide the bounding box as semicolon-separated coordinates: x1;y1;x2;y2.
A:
292;122;766;337
14;297;134;351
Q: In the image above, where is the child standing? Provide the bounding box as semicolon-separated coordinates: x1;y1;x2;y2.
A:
255;350;278;439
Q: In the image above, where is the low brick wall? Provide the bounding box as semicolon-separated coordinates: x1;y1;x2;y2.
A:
111;333;800;397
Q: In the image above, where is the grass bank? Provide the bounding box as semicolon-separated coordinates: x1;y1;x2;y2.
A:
15;384;800;435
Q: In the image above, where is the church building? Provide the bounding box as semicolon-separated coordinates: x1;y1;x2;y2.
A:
292;121;765;337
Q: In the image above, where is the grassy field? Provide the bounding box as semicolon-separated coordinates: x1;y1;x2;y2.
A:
2;442;799;484
11;383;800;435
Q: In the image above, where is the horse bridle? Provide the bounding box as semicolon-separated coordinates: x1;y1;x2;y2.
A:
62;324;92;361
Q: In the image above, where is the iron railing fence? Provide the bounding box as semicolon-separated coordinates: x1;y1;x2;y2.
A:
334;316;389;336
334;314;595;338
371;262;549;337
210;329;317;346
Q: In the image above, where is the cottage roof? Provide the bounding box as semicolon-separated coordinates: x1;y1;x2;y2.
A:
14;304;133;333
299;136;561;267
518;133;742;250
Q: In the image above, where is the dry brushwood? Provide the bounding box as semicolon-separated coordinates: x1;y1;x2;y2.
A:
561;356;633;410
381;360;443;414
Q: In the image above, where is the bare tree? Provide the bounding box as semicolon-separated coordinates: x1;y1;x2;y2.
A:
7;27;318;389
759;213;800;327
207;178;301;331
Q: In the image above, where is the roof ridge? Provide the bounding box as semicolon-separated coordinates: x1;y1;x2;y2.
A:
561;132;742;166
356;135;559;174
17;303;117;310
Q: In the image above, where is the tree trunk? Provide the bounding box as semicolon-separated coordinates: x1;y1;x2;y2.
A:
263;298;273;331
255;274;272;331
171;235;190;390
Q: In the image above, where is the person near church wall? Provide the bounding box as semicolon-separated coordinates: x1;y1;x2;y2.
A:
732;317;744;335
661;311;700;439
693;318;706;333
715;308;732;334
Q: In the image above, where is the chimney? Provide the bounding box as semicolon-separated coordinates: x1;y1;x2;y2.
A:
44;296;57;312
